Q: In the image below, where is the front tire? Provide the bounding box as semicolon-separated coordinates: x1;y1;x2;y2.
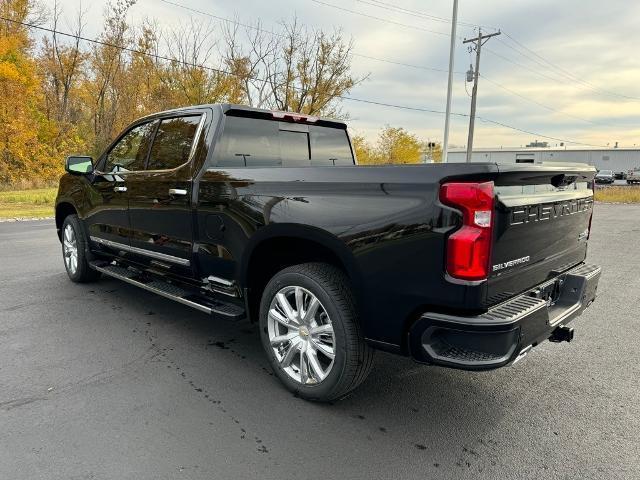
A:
259;263;374;402
61;215;101;283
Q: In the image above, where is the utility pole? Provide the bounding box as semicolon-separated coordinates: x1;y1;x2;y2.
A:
442;0;458;164
463;28;501;163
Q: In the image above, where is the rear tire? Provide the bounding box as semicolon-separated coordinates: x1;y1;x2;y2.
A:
259;262;374;402
61;214;101;283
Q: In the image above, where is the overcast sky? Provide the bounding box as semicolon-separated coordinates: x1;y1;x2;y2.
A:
53;0;640;148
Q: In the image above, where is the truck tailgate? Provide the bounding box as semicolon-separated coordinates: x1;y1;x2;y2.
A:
486;164;595;305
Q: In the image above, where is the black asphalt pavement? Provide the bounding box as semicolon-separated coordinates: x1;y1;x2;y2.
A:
1;205;638;479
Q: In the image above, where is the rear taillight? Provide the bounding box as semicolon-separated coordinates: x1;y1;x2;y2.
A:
439;181;495;281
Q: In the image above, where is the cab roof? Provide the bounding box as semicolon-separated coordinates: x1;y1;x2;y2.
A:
141;103;347;129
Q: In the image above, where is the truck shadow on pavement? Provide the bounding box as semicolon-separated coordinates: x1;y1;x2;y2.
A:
90;276;513;468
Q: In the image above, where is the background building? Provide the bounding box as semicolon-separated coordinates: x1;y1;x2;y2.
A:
447;147;640;173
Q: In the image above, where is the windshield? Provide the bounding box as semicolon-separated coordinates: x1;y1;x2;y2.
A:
598;170;613;175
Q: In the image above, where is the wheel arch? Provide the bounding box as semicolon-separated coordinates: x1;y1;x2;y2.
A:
55;201;78;242
240;224;364;323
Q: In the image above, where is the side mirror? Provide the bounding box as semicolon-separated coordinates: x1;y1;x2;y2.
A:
65;155;94;175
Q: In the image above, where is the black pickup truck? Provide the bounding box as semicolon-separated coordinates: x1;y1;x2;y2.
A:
56;104;601;401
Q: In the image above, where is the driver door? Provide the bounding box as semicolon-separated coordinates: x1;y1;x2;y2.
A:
85;121;157;253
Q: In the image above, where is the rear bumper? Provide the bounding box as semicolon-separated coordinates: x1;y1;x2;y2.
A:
409;263;601;370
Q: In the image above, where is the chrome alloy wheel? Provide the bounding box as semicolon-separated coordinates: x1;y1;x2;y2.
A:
63;224;79;275
267;286;336;385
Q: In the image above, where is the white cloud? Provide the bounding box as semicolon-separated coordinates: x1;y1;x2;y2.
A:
52;0;640;147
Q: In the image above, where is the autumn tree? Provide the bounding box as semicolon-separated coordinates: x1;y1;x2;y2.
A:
222;18;365;117
2;0;438;187
352;134;382;165
84;0;136;154
121;20;166;116
39;0;86;124
354;126;442;165
0;0;54;185
377;126;423;164
160;19;243;107
222;19;277;108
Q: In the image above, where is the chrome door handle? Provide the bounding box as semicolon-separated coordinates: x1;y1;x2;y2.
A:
114;186;127;192
168;188;188;196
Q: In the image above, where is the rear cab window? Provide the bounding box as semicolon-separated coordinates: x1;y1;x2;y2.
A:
214;114;354;168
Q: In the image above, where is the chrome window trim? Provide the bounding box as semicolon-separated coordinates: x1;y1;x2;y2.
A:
90;236;191;266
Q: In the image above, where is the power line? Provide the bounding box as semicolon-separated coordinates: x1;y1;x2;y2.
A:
496;32;640;101
354;0;482;30
158;0;619;128
463;29;502;162
0;14;608;148
159;0;284;38
3;15;232;75
483;44;640;103
472;116;601;146
157;0;454;74
479;74;615;127
359;0;640;101
482;46;576;84
305;0;632;126
309;0;451;37
334;95;608;149
348;0;640;102
350;53;454;73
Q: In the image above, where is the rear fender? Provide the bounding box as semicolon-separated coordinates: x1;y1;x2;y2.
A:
240;223;365;312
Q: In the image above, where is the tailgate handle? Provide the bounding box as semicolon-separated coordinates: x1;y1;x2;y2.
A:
113;185;127;193
551;174;578;188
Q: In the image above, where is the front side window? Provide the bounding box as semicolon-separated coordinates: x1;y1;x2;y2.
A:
146;116;202;170
105;122;156;173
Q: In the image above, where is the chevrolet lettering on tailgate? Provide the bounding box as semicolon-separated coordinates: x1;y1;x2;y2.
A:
510;197;593;226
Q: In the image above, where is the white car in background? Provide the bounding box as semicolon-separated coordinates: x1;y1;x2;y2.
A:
627;168;640;184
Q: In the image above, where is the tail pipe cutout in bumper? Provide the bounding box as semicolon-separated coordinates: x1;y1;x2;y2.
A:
409;263;601;370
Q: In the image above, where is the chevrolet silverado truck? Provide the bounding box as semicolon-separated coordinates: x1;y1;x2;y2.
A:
56;104;601;401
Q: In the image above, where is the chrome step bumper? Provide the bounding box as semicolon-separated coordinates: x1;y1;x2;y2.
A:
409;263;601;370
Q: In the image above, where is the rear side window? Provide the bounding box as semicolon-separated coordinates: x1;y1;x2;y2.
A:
216;116;280;167
105;121;156;173
310;126;353;166
215;116;353;167
146;115;202;170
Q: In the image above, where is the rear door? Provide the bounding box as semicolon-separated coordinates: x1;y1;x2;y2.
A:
195;113;355;283
126;112;207;276
486;164;595;304
85;121;156;251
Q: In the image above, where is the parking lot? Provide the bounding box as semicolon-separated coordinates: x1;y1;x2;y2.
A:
601;179;632;186
1;204;638;480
